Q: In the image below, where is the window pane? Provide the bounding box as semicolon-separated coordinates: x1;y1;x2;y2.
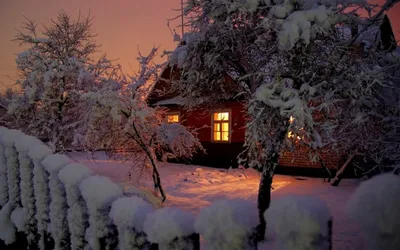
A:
221;122;229;132
214;123;221;132
213;132;221;141
222;132;229;141
214;112;229;121
167;114;179;123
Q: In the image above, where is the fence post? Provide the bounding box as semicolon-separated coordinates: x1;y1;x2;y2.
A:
0;127;9;208
144;207;198;250
80;176;123;250
28;144;53;250
110;196;155;250
0;129;24;246
42;154;72;250
264;195;332;250
346;173;400;250
14;135;43;247
195;199;258;250
58;163;93;250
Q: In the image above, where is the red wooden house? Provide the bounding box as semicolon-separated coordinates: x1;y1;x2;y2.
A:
147;16;397;175
147;66;343;175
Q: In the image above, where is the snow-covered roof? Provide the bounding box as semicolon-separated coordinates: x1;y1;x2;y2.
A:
153;97;182;106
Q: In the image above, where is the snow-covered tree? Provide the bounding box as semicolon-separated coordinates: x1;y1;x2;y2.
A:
171;0;400;239
81;48;203;201
8;11;121;152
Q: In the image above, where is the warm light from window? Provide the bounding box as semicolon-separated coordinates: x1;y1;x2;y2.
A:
167;114;180;123
214;112;229;121
288;116;302;140
213;112;230;141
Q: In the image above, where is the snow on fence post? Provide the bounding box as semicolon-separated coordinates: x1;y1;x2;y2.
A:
0;127;14;245
0;127;9;208
144;207;199;250
58;163;93;250
0;129;24;244
264;195;332;250
80;176;123;250
346;173;400;250
28;143;53;250
110;196;156;250
195;199;258;250
42;154;71;250
14;134;44;246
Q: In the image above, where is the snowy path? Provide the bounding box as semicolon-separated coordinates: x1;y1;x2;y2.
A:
70;152;364;250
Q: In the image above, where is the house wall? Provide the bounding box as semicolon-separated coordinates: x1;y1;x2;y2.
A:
164;103;341;171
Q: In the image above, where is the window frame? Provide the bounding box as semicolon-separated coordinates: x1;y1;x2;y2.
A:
211;110;232;143
166;111;181;123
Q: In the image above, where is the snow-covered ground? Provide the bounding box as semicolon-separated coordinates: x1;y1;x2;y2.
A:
68;152;364;250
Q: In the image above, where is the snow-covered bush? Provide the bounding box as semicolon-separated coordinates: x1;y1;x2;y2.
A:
109;196;155;250
42;154;71;250
0;126;9;207
80;176;123;250
144;207;197;250
264;195;332;250
82;48;203;202
58;163;93;250
195;199;258;250
14;134;43;244
28;143;53;249
346;173;400;250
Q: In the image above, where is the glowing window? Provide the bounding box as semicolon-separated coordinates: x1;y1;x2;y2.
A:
213;112;230;141
167;113;180;123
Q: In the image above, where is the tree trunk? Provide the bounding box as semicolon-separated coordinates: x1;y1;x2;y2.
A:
317;154;332;182
331;154;354;186
255;149;282;242
255;127;288;242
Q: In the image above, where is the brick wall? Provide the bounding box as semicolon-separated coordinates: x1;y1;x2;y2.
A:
278;146;341;170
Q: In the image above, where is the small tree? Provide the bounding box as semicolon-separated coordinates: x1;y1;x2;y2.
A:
9;11;120;152
81;48;203;201
171;0;400;240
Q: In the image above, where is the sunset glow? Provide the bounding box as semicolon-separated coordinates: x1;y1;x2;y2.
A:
1;0;399;91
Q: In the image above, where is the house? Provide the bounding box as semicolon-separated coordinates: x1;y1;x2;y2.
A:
147;15;398;176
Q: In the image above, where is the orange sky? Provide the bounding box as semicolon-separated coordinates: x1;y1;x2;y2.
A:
0;0;399;91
